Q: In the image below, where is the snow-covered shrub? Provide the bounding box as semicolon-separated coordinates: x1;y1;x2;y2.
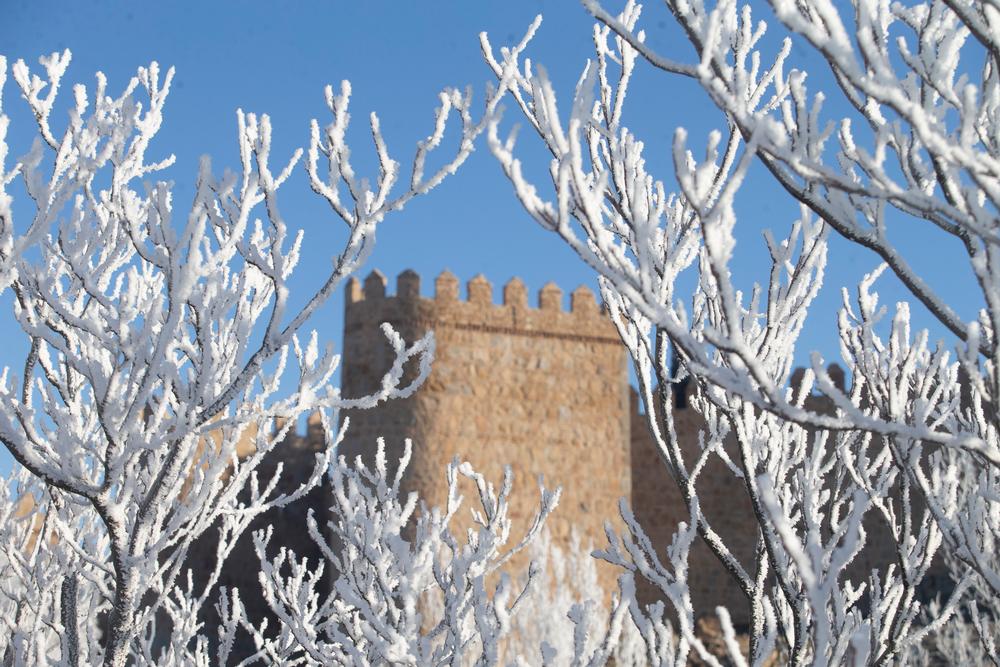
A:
504;529;650;666
247;439;561;665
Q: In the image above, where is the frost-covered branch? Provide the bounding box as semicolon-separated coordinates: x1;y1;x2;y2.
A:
484;2;1000;663
0;44;501;665
485;3;1000;466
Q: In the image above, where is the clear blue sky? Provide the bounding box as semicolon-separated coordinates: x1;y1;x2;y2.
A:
0;1;980;475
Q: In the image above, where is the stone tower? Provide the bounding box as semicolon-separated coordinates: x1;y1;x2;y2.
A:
338;269;632;589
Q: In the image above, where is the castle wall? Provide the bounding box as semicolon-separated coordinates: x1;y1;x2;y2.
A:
334;269;943;632
338;269;632;594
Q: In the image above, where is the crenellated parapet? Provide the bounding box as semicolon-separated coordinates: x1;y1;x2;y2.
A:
344;269;619;346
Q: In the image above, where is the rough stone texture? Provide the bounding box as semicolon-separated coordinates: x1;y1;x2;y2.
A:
338;270;632;593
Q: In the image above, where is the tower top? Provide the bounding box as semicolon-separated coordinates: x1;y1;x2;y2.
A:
344;269;617;345
347;269;602;314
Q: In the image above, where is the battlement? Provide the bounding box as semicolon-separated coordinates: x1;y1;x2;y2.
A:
344;269;618;345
